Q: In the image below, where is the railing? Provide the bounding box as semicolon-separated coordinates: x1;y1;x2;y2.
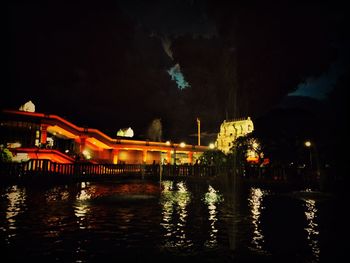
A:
0;160;218;181
0;160;323;186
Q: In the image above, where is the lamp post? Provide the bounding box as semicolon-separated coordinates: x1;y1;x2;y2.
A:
304;140;312;170
197;118;201;146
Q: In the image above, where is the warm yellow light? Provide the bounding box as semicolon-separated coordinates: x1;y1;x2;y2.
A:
305;141;311;147
209;143;215;149
180;142;186;148
166;141;171;146
82;150;91;160
7;142;22;148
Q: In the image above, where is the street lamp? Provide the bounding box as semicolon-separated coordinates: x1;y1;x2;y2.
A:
304;140;312;169
305;141;311;147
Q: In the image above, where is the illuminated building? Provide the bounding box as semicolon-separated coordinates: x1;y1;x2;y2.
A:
216;117;254;154
117;127;134;138
0;109;207;164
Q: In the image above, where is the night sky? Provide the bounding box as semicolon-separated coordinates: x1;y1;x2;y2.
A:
5;1;349;144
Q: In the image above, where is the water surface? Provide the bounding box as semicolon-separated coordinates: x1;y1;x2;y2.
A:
0;178;345;262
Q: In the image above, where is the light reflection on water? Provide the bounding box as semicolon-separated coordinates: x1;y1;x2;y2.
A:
160;181;193;248
304;198;320;261
4;186;26;239
248;187;267;250
75;182;91;230
203;185;223;248
0;179;339;262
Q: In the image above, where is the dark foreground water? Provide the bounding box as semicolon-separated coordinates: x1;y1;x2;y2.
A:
0;177;346;262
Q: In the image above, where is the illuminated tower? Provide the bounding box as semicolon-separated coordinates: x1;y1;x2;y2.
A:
216;117;254;154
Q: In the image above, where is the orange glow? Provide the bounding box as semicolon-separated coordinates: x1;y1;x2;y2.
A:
40;124;49;144
3;109;210;164
143;150;147;163
262;158;270;165
113;149;119;164
47;125;79;139
10;148;74;163
247;156;259;163
86;137;112;150
188;152;193;164
4;109;209;153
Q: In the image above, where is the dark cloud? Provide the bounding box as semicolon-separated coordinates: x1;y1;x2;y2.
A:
118;0;217;38
4;1;349;145
171;2;347;124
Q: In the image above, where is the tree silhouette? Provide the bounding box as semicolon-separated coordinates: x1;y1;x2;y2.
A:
147;118;162;141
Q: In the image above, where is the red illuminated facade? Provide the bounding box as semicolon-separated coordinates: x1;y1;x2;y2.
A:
1;109;208;164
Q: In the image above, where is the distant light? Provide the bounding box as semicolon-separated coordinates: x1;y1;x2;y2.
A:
305;141;311;147
7;142;21;148
19;100;35;112
166;141;171;146
65;149;69;153
117;127;134;138
124;128;134;137
180;142;186;148
82;150;91;159
209;143;215;149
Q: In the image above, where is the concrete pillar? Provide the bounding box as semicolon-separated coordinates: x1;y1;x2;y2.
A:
40;124;49;145
142;149;147;163
167;151;171;164
188;152;193;165
79;136;87;153
113;149;119;164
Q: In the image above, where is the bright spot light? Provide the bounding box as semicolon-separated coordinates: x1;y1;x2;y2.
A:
209;143;215;149
82;150;91;160
117;127;134;138
166;141;171;146
180;142;186;148
65;149;69;153
7;142;22;148
305;141;311;147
